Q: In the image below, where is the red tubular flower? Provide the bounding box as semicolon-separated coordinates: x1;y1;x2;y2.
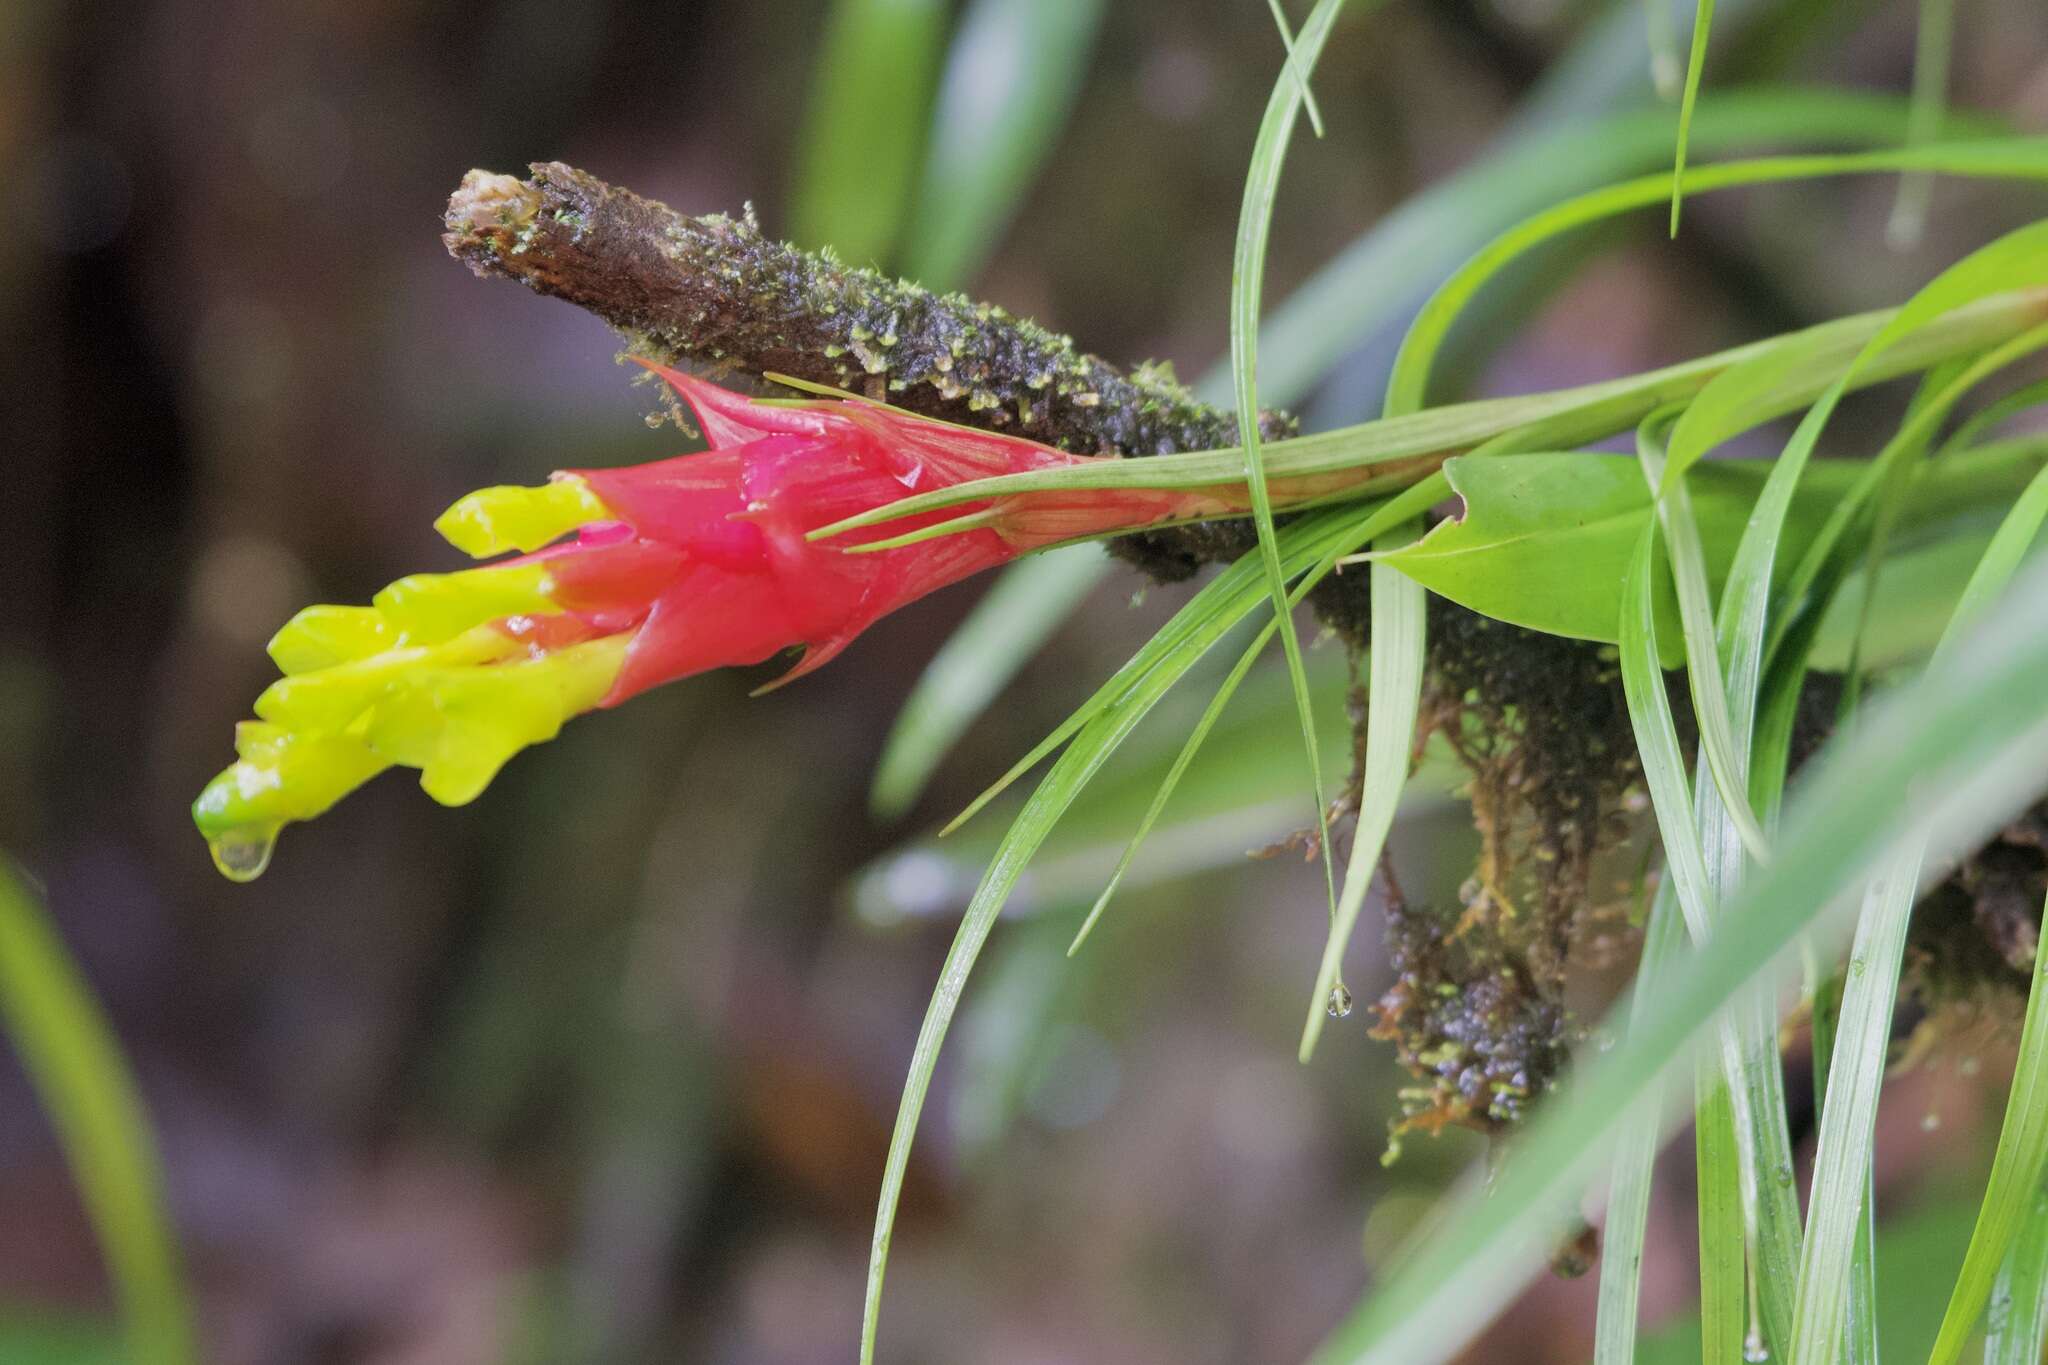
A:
191;363;1248;878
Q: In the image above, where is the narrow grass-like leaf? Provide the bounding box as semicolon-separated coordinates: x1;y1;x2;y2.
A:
1300;519;1424;1062
1887;0;1957;248
1636;411;1771;861
790;0;947;266
1668;0;1714;234
810;289;2048;540
1808;966;1881;1365
0;862;195;1365
1593;877;1686;1365
899;0;1108;287
1791;854;1922;1365
1309;551;2048;1365
860;485;1439;1362
1938;378;2048;456
1227;0;1354;934
1384;141;2048;415
1984;1180;2048;1365
1253;88;2000;408
870;547;1103;819
1696;1069;1748;1365
1265;0;1326;138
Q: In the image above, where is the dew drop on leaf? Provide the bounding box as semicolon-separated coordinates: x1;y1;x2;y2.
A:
1326;984;1354;1019
1743;1332;1770;1363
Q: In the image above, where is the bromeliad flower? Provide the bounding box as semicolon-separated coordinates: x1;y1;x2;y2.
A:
192;363;1289;880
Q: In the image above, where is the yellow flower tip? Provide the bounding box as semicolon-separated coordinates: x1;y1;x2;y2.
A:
434;477;611;558
371;563;560;644
268;605;398;675
192;725;391;881
366;634;629;807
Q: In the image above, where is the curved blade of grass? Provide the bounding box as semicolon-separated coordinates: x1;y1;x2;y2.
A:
859;485;1438;1361
870;547;1102;819
789;0;948;266
1807;967;1880;1365
1937;378;2048;457
1265;0;1326;139
1309;550;2048;1365
1636;410;1772;862
1384;140;2048;415
1696;1068;1748;1365
0;861;195;1365
1984;1179;2048;1365
1918;464;2048;1365
1667;0;1714;234
1300;519;1424;1062
1789;852;1921;1365
1594;877;1686;1365
1887;0;1956;248
1228;0;1355;936
899;0;1108;287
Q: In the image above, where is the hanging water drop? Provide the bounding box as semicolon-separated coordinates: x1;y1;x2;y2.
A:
207;825;279;882
1326;984;1355;1019
1743;1331;1770;1363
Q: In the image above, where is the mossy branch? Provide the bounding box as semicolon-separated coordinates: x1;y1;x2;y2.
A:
442;162;1293;580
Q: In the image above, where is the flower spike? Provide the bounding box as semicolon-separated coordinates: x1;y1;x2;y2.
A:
195;365;1191;878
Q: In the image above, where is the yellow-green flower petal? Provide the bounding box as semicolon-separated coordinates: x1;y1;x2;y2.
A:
192;722;391;881
433;477;612;557
372;563;559;644
268;605;398;675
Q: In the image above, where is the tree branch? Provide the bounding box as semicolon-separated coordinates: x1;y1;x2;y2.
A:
443;161;1291;581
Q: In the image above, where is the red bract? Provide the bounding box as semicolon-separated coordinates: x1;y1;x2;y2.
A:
562;363;1197;699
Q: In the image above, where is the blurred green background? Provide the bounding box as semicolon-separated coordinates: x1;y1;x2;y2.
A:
2;0;2045;1360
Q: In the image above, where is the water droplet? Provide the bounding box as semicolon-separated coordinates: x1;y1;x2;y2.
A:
643;411;664;428
1743;1331;1770;1363
207;826;278;882
1774;1163;1795;1188
1960;1055;1982;1077
1326;984;1355;1019
1849;957;1866;977
1921;1111;1941;1132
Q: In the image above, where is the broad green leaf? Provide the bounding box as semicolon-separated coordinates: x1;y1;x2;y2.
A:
1377;442;2048;663
0;863;194;1365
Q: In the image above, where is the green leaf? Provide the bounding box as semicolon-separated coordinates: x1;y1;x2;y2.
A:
899;0;1108;287
1384;140;2048;415
1887;0;1957;247
1301;516;1425;1062
790;0;948;265
1667;0;1714;233
1308;548;2048;1365
1983;1180;2048;1365
1227;0;1356;939
1593;878;1686;1365
0;862;195;1365
1695;1069;1748;1365
859;490;1432;1363
1377;442;2048;664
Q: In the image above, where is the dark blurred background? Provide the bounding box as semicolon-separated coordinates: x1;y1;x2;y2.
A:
3;0;2046;1361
